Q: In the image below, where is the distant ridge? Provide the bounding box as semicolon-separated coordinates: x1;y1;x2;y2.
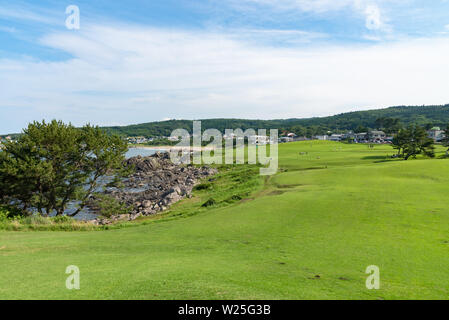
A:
102;104;449;137
3;104;449;137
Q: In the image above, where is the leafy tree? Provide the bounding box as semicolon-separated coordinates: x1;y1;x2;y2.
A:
90;194;132;218
375;117;402;134
392;125;435;160
0;120;129;216
424;123;434;130
289;125;307;137
354;125;368;133
392;128;409;156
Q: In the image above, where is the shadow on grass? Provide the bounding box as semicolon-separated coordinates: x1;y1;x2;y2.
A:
362;156;389;160
362;155;399;164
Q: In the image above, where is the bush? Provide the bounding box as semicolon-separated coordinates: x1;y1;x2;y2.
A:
22;215;52;225
0;209;9;221
194;183;212;191
0;205;23;220
225;194;242;203
52;215;73;224
202;198;217;207
93;194;131;218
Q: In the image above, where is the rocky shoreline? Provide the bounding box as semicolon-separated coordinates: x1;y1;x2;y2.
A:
87;152;217;225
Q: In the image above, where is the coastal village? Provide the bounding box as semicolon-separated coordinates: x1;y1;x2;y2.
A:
1;127;446;149
123;127;446;146
279;127;446;144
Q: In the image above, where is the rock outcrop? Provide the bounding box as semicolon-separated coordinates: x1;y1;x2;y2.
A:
87;152;217;225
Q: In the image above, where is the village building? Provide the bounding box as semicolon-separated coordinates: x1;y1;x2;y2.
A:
127;136;148;144
354;132;367;143
280;136;293;143
167;136;180;142
427;127;445;142
369;130;386;143
251;135;269;145
328;134;343;141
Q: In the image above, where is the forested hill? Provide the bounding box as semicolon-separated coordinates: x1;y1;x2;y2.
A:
102;104;449;137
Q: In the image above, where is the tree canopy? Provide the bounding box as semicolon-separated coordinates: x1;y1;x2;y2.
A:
392;125;435;160
0;120;129;216
99;104;449;138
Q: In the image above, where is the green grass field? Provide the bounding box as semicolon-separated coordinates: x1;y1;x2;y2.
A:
1;141;449;299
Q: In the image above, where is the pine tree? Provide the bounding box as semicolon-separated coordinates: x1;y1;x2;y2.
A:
392;125;435;160
0;120;129;216
402;125;435;160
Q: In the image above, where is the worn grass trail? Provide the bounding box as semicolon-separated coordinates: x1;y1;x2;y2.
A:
1;141;449;299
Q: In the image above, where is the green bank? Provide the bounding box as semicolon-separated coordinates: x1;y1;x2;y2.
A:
1;141;449;299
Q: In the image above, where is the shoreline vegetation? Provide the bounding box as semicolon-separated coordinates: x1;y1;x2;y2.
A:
0;162;262;231
1;120;268;231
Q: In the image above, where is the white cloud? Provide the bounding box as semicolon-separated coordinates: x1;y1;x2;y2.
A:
362;34;382;41
1;24;449;131
228;0;393;32
235;0;359;12
0;6;58;24
365;5;382;30
224;28;329;44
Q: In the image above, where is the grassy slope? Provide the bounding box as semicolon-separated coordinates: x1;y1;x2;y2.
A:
1;141;449;299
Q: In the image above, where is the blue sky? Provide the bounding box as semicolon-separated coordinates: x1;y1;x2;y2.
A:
1;0;449;133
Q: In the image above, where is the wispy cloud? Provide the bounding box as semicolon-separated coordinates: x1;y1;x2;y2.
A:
226;0;394;32
1;23;449;132
0;5;59;24
365;5;382;30
225;28;329;45
0;1;448;133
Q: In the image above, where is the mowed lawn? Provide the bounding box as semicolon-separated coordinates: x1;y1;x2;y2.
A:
1;141;449;299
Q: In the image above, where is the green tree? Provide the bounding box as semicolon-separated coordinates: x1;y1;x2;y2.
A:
392;125;435;160
0;120;129;216
375;117;401;134
354;125;368;133
392;128;409;156
289;125;307;137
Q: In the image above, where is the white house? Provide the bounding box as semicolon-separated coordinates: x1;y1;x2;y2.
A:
280;136;293;143
251;135;269;145
328;134;343;141
427;127;445;142
369;130;386;142
354;133;367;143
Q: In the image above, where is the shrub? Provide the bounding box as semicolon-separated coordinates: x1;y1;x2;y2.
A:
93;194;131;218
194;183;212;191
225;194;242;203
202;198;217;207
52;215;73;224
0;209;9;221
22;215;52;225
0;205;23;220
